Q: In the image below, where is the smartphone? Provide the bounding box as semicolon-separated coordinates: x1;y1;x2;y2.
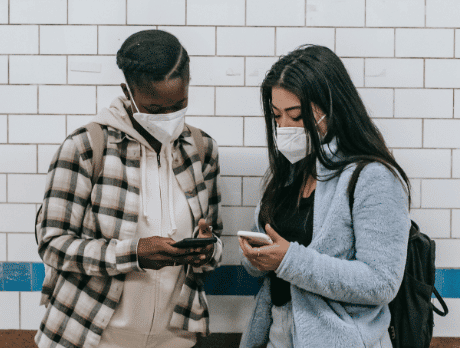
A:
237;231;273;246
172;237;217;249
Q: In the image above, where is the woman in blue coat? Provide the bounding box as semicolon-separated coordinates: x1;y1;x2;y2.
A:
239;45;411;348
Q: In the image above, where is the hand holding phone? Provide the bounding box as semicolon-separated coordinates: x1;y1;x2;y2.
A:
237;231;273;246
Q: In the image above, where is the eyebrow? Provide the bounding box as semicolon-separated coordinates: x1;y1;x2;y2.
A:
271;103;301;112
147;98;187;108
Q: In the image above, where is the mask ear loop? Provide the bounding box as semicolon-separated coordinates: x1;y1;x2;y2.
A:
123;76;140;114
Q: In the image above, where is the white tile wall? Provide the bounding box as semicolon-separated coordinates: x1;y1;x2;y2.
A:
421;180;460;209
247;0;305;27
410;209;451;239
0;292;20;329
452;210;460;238
67;115;96;135
38;145;60;173
358;88;393;118
68;56;124;85
454;150;460;178
219;147;269;176
10;0;67;24
276;28;335;56
39;86;96;115
0;0;7;23
9;115;66;144
127;0;185;25
426;60;460;88
426;0;460;28
373;119;422;148
434;240;460;267
306;0;365;27
190;57;244;86
0;204;36;232
395;89;453;119
96;86;123;113
0;233;6;260
8;233;42;262
69;0;126;25
0;145;37;173
20;292;46;330
244;117;266;147
219;236;240;265
187;87;215;116
0;85;38;114
186;117;243;146
0;56;7;84
0;26;38;54
158;26;215;56
410;179;421;209
366;0;425;27
221;206;256;235
245;57;279;87
8;174;47;204
342;58;364;88
0;115;6;143
217;28;275;56
0;175;5;202
336;29;394;58
187;0;245;26
424;120;460;148
98;26;153;55
243;177;263;207
216;87;262;116
365;59;424;88
393;149;451;178
41;26;98;55
10;56;67;85
396;29;454;58
220;177;242;206
433;299;460;337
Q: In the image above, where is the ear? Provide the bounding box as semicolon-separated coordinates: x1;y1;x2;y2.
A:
120;83;130;101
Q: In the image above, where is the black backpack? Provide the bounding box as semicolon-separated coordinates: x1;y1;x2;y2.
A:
348;162;448;348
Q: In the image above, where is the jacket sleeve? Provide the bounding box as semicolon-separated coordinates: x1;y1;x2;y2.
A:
275;163;411;305
37;131;140;277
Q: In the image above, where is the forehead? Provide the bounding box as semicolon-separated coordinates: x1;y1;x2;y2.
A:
134;78;188;105
271;87;301;108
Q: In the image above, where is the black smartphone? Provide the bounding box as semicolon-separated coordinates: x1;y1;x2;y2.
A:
172;237;217;249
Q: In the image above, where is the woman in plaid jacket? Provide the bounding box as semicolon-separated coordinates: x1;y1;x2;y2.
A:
35;30;223;348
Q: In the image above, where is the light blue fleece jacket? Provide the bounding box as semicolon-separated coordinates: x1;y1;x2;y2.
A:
239;139;411;348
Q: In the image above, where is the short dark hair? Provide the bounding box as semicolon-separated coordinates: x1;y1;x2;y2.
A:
116;29;190;89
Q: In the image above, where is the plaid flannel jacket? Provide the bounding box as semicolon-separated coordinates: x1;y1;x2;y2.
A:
35;124;222;348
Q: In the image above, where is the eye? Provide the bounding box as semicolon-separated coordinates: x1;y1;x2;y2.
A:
292;115;302;122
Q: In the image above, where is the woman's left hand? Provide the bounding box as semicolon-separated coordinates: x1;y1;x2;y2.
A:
239;224;290;271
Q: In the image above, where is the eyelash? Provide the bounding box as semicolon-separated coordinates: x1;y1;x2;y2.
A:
272;112;302;122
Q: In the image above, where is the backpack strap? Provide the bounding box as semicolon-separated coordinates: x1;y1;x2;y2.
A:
433;286;449;316
187;124;205;167
86;122;105;186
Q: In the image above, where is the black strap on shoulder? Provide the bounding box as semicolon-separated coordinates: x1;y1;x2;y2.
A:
86;122;105;186
187;124;205;167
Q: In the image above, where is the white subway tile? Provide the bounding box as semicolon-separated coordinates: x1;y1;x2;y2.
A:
185;116;243;146
410;178;421;209
410;209;450;239
158;26;215;56
207;296;255;333
0;175;5;202
220;176;242;206
0;145;37;173
8;233;42;262
10;0;66;24
10;56;66;84
366;0;424;27
342;58;364;88
0;292;20;329
21;292;46;330
422;179;460;208
336;29;394;58
373;119;422;148
0;86;37;114
69;0;126;25
434;240;460;268
452;210;460;238
40;86;96;115
358;88;393;118
306;0;365;27
220;147;269;176
244;117;267;147
216;87;262;116
8;174;47;203
221;206;256;236
187;87;214;116
427;0;460;28
457;30;460;58
276;28;335;56
0;115;6;142
41;25;97;55
0;233;5;260
243;177;263;207
393;149;451;179
433;299;460;337
98;26;152;55
217;27;275;57
9;115;66;144
0;204;36;232
0;25;38;54
454;150;460;178
68;56;123;85
0;0;7;23
455;89;460;118
396;29;454;58
247;0;305;26
97;86;123;113
128;0;184;25
0;56;7;84
187;0;245;26
245;57;278;87
365;59;424;88
190;57;244;86
220;236;241;265
424;120;460;148
395;89;453;119
426;60;460;88
38;145;59;174
67;115;96;135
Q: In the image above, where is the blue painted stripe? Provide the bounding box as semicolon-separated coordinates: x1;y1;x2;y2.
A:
1;263;460;298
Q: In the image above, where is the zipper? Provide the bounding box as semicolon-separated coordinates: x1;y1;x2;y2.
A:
157;152;161;168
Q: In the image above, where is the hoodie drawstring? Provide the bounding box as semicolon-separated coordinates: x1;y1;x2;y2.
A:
166;144;178;236
141;145;149;221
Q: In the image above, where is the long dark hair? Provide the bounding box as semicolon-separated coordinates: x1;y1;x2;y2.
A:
259;45;411;227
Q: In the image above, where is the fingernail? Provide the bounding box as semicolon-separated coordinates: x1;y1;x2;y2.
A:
200;255;206;260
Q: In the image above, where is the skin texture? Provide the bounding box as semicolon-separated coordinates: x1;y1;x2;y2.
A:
120;78;214;270
239;86;327;272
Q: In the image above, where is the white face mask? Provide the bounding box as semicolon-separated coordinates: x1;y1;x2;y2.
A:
125;82;187;144
275;114;326;164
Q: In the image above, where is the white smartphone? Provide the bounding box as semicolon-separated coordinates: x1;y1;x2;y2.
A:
237;231;273;246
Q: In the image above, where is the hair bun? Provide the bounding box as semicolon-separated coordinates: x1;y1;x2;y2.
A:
116;55;149;72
